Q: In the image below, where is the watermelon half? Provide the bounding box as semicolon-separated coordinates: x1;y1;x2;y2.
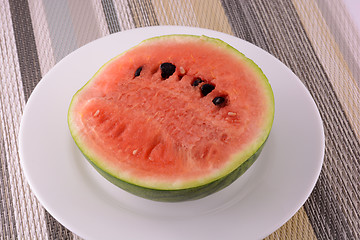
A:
68;35;275;202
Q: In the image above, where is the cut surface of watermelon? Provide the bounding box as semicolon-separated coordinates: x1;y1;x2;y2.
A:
68;35;274;201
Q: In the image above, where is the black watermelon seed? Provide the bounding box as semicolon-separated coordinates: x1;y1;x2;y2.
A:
212;96;226;106
191;78;203;86
134;66;142;77
200;83;215;96
160;63;176;79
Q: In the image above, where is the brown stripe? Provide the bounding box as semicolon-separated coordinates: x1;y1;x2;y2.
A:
221;0;269;48
45;213;74;240
221;0;360;239
8;0;42;101
101;0;122;33
127;0;159;27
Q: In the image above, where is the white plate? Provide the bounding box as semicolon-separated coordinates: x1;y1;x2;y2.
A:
19;26;324;240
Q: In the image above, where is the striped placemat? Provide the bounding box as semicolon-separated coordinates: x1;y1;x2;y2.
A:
1;0;359;239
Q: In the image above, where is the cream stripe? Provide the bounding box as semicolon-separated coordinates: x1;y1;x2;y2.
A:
292;0;360;141
189;0;233;35
152;0;198;26
28;0;55;76
90;0;110;37
112;0;136;30
152;0;233;35
265;207;317;239
0;1;48;239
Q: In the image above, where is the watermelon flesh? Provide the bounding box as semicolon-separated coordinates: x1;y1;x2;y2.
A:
68;35;274;201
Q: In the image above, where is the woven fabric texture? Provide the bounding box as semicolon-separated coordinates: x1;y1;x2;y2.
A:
1;0;359;239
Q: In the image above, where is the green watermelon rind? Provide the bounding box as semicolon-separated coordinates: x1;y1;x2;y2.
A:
86;140;266;202
68;34;274;201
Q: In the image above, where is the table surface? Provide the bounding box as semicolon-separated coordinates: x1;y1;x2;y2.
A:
1;0;359;239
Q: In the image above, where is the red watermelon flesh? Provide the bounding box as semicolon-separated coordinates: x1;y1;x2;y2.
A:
68;35;274;196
